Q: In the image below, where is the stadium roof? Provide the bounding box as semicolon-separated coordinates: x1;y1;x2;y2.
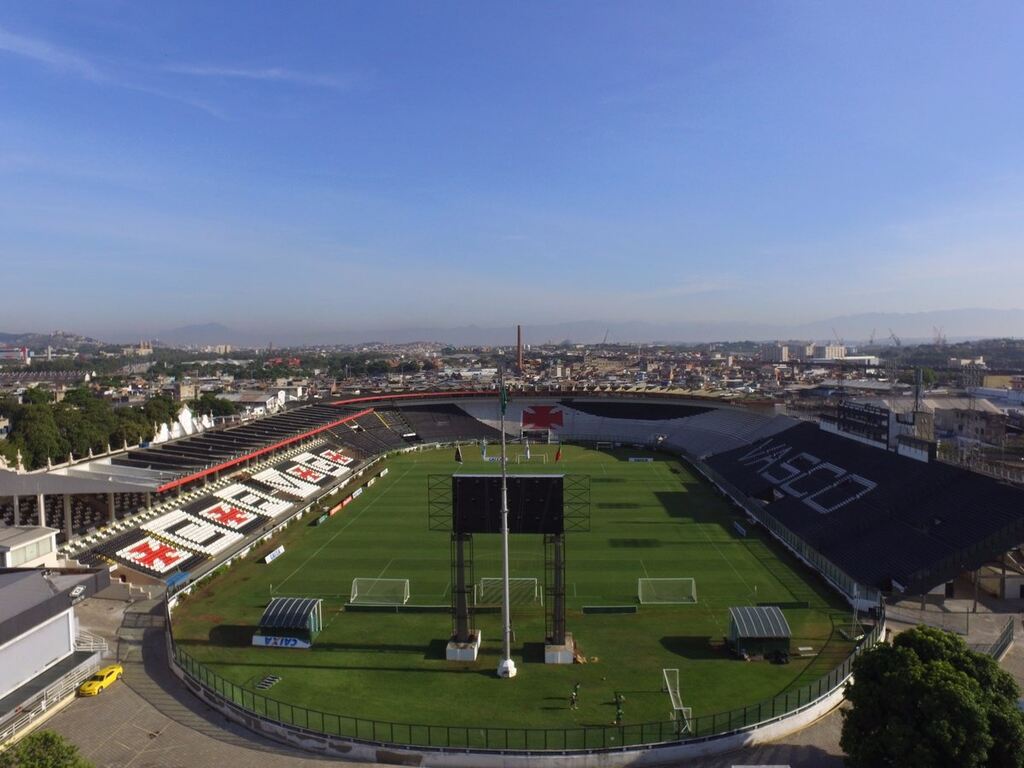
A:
729;606;792;639
0;467;157;496
0;404;371;497
258;597;321;630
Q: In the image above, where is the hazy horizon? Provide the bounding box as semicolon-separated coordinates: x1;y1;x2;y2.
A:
3;3;1024;337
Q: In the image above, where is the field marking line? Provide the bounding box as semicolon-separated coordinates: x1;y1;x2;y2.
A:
373;558;395;580
272;464;417;592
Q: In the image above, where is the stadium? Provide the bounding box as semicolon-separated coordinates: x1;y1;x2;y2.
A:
3;388;1022;765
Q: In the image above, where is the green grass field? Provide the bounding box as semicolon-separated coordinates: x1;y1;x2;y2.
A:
171;444;854;731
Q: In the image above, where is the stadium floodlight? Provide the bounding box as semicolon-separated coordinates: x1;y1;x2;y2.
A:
638;578;697;605
349;578;410;605
476;577;542;606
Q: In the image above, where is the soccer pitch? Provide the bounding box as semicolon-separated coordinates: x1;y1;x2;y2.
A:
171;445;855;729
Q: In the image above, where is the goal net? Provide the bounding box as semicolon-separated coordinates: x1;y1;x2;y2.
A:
638;578;697;605
515;454;547;464
349;578;410;605
662;669;692;735
475;577;542;606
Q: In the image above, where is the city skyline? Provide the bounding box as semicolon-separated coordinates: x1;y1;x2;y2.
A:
3;3;1024;338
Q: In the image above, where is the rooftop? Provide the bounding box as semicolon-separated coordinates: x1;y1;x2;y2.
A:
0;526;58;551
729;605;792;639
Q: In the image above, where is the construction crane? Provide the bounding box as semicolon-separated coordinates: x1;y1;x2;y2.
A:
868;328;876;346
602;328;610;345
933;326;947;346
888;329;901;347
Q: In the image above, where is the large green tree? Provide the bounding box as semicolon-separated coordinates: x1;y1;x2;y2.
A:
7;405;63;469
842;625;1024;768
0;730;93;768
188;393;240;418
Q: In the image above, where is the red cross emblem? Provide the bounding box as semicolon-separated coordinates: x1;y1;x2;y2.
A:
521;405;563;429
126;541;182;570
323;450;348;464
203;505;251;527
289;466;321;481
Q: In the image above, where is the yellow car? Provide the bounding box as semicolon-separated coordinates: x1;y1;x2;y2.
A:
78;664;123;696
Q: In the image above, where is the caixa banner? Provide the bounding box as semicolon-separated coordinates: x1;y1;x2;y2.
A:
251;635;311;649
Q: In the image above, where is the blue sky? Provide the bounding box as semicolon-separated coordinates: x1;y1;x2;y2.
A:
2;2;1024;341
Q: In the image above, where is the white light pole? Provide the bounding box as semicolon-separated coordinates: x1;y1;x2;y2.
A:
496;366;517;679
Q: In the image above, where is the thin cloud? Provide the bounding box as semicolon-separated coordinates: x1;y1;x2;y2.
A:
0;25;102;80
165;64;354;90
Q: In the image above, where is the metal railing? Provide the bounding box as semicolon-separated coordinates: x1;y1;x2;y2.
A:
0;653;101;749
970;617;1016;660
167;607;884;753
74;630;109;654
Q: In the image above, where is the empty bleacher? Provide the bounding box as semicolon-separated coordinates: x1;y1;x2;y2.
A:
663;410;795;459
706;420;1024;593
397;404;502;442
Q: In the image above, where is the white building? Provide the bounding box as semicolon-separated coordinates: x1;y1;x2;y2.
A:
0;527;59;569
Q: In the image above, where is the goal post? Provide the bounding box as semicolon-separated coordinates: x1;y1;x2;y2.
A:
475;577;542;606
350;578;410;605
662;668;692;735
638;578;697;605
515;454;547;464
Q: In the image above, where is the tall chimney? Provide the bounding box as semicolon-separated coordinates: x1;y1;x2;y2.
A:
517;325;523;372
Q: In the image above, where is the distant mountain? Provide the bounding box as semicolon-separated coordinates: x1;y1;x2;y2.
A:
0;330;103;348
319;308;1024;346
10;307;1024;349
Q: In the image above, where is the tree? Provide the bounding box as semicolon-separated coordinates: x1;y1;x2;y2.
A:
188;393;240;418
21;387;53;405
0;730;94;768
842;625;1024;768
7;405;63;469
142;395;178;427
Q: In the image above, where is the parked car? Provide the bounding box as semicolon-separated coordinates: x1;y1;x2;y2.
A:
78;664;123;696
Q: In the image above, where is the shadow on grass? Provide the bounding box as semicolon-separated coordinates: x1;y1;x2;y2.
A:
608;538;664;548
659;635;727;661
521;642;546;664
209;625;255;646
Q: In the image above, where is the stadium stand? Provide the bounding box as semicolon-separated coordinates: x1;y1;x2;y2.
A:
396;403;502;442
373;409;420;440
561;400;714;421
662;410;796;459
78;529;207;576
142;509;244;556
706;421;1024;594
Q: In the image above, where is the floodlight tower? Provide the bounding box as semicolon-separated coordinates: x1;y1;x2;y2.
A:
496;365;518;679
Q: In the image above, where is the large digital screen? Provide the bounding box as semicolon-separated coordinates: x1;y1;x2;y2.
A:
452;474;564;534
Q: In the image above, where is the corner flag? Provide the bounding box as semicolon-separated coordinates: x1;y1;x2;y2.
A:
555;446;562;462
454;445;464;463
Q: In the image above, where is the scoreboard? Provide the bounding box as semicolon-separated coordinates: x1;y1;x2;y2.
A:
452;474;564;534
